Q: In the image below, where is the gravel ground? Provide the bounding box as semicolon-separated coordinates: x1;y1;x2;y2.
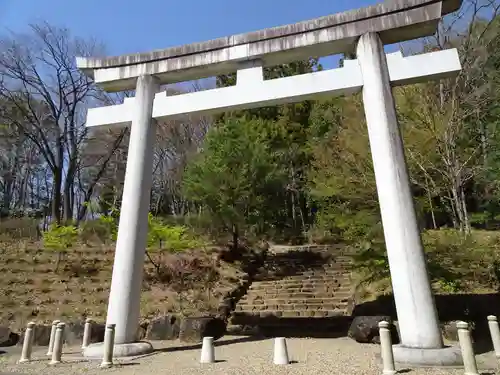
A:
1;336;498;375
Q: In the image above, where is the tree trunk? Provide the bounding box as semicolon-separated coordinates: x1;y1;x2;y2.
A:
63;181;74;223
51;167;62;225
460;185;470;234
425;176;437;229
76;130;126;223
232;224;239;252
51;137;64;225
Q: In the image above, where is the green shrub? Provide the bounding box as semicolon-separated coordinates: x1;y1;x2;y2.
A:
309;204;383;244
162;212;225;239
145;213;209;291
43;224;79;272
354;229;500;297
147;213;203;252
423;229;500;292
79;216;118;244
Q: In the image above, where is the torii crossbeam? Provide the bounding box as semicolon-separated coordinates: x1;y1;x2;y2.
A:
77;0;464;366
86;49;460;128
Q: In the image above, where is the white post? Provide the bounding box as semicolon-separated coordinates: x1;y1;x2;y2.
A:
487;315;500;358
47;319;60;356
200;336;215;364
50;322;65;365
82;318;92;349
273;337;290;365
106;74;160;344
100;324;115;368
457;321;479;375
356;32;443;349
19;322;35;363
379;321;396;375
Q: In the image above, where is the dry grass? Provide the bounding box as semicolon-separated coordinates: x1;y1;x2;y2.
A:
0;239;246;331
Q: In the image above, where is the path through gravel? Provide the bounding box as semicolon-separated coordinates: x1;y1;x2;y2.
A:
1;336;498;375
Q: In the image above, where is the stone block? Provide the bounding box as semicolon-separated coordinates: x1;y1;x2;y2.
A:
441;320;488;343
348;315;399;344
66;321;106;345
282;311;300;318
0;326;11;346
146;315;180;340
301;311;315;317
179;316;226;343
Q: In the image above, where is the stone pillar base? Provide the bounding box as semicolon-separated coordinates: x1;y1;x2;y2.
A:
393;345;463;367
83;341;153;358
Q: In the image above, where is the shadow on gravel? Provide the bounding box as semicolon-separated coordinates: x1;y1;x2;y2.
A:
114;362;141;367
154;335;266;353
230;316;353;338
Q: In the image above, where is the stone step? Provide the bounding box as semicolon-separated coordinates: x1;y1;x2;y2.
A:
250;278;350;289
257;270;350;278
252;288;350;293
265;256;352;262
238;299;349;307
264;262;351;268
241;297;347;304
242;296;350;304
245;287;347;295
248;283;350;291
251;278;349;286
264;259;351;264
257;270;348;277
232;310;347;319
236;302;349;312
254;273;349;281
263;263;351;269
239;296;350;304
250;279;349;285
244;289;352;299
266;256;352;265
257;271;350;277
250;278;348;287
301;270;350;275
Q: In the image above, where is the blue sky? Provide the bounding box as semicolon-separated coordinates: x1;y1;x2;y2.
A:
1;0;382;69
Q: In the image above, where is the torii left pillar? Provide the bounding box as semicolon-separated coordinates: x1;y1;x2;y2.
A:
83;75;159;357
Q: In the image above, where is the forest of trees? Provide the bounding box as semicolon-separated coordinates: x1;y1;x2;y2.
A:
1;1;499;252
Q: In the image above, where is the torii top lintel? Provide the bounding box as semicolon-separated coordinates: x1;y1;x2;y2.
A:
76;0;462;92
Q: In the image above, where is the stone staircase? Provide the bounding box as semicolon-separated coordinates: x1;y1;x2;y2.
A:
229;246;354;337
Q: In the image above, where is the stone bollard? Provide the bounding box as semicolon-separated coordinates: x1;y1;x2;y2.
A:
19;322;36;363
82;318;92;349
273;337;289;365
457;321;479;375
487;315;500;358
200;336;215;364
49;322;65;365
100;323;115;368
46;319;60;356
378;321;396;375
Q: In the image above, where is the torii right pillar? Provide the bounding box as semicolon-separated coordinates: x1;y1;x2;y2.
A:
356;32;463;366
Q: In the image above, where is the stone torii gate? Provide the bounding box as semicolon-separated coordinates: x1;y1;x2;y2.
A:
78;0;464;365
